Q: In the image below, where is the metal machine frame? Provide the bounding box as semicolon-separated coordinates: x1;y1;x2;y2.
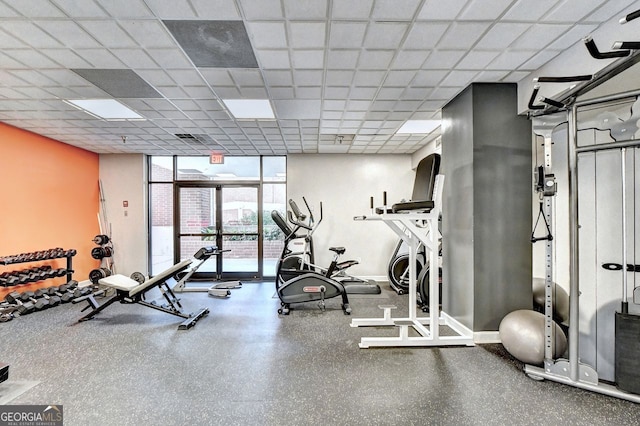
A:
351;176;474;348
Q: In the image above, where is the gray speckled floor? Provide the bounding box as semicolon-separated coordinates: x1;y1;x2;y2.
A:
1;281;640;426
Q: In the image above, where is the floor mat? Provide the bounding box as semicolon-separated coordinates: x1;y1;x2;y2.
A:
0;380;39;405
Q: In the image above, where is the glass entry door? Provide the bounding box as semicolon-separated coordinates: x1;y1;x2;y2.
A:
176;184;260;279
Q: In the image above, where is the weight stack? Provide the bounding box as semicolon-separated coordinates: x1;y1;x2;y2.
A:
615;311;640;394
0;363;8;384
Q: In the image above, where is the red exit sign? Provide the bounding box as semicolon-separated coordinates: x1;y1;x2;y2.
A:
210;152;224;164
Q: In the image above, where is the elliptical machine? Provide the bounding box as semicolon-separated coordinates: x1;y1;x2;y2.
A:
272;198;380;294
273;199;351;315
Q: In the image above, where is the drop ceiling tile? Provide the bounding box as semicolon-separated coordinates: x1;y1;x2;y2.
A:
391;50;430;69
255;49;291;69
268;87;295;99
324;70;352;86
199;69;234;86
144;0;196;18
119;20;176;48
111;48;158;68
519;49;562;70
417;0;467;20
329;22;367;48
458;0;514;20
512;24;570;49
384;70;417;86
476;23;531;49
429;87;461;100
486;50;535;70
358;50;394;70
364;22;409;49
4;49;64;68
239;86;269;97
372;0;421;20
440;70;478;87
239;0;284;19
327;50;360;69
9;0;66;17
422;50;465;69
437;22;491;49
456;51;500;69
349;87;378;99
136;69;176;86
35;21;101;48
182;86;214;98
503;70;530;82
291;50;325;69
585;0;635;22
474;70;509;81
289;22;326;48
323;100;346;110
0;29;27;48
146;48;193;68
38;69;91;86
98;0;154;18
294;70;323;86
324;86;350;98
191;0;240;19
79;20;138;48
213;86;242;98
0;51;29;68
353;70;385;86
347;100;371;110
377;87;405;99
229;69;264;86
1;22;63;48
403;22;449;49
546;24;598;50
321;111;343;120
246;22;288;49
400;87;433;101
502;0;562;21
262;70;293;86
284;0;328;19
543;0;607;22
331;0;373;19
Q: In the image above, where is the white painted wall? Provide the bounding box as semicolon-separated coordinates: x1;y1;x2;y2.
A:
287;154;415;279
99;154;147;276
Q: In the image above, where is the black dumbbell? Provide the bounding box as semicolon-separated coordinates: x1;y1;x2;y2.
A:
4;292;35;315
65;249;77;257
93;235;111;245
21;291;49;311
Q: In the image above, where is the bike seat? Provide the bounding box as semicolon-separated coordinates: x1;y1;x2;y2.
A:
329;247;346;255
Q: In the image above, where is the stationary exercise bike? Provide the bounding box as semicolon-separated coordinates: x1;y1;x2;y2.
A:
274;199;351;315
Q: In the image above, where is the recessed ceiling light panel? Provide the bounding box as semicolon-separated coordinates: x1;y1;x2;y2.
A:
65;99;144;120
396;120;441;134
222;99;275;119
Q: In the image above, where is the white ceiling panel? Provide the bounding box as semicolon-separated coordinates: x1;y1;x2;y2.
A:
544;0;609;22
35;21;100;48
289;22;326;48
437;22;491;49
457;0;514;20
1;22;63;48
331;0;373;19
329;22;367;48
291;50;325;69
364;22;409;49
119;21;176;48
191;0;241;19
502;0;563;22
402;22;449;49
98;0;154;18
255;49;291;69
475;23;532;50
371;0;421;20
8;0;66;17
417;0;468;20
283;0;327;20
0;0;632;155
246;22;288;49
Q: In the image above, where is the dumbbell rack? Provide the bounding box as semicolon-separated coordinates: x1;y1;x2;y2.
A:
0;248;76;288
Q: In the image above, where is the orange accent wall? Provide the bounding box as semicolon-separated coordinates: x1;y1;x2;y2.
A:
0;122;100;300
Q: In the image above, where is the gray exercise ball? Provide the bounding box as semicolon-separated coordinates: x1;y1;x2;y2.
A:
499;309;567;365
532;278;569;324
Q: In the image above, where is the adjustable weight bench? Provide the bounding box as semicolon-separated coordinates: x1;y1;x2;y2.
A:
74;260;209;330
